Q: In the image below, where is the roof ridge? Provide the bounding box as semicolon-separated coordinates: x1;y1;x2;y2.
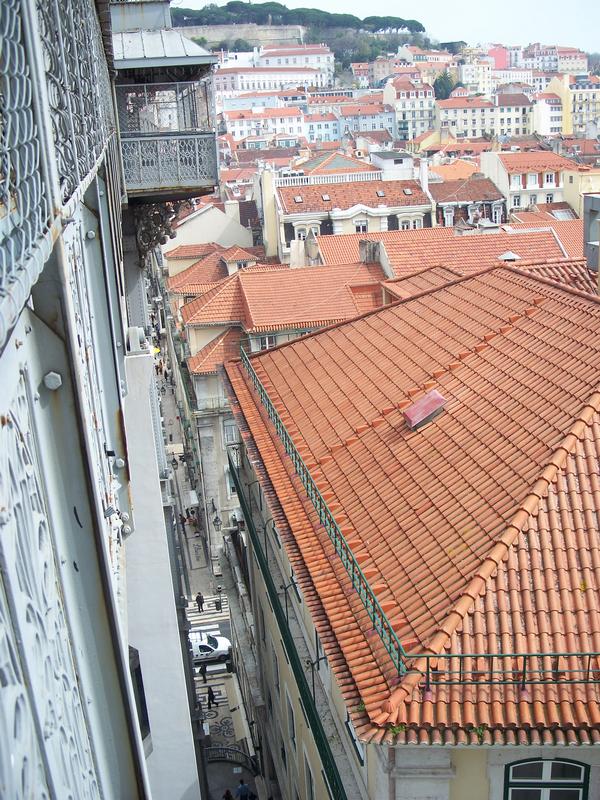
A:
508;263;600;303
379;390;600;719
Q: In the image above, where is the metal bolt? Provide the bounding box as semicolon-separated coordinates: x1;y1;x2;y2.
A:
0;508;11;526
86;230;96;240
43;371;63;391
120;512;130;522
114;457;126;469
122;525;132;535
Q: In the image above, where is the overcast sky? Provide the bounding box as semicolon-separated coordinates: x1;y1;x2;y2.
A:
172;0;600;52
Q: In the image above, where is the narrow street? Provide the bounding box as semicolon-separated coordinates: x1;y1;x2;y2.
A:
155;343;259;799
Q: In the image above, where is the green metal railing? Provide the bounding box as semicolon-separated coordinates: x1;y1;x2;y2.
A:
229;450;347;800
238;349;600;690
239;347;408;675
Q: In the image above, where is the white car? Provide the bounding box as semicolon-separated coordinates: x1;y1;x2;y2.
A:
189;630;231;663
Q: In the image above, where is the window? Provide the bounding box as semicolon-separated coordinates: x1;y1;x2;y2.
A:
400;219;411;230
354;219;368;233
272;646;280;693
513;195;521;208
345;712;365;765
505;759;588;800
225;467;237;498
529;194;538;206
286;691;296;750
569;175;574;184
545;172;555;185
304;753;315;800
296;228;307;240
546;193;554;204
259;334;277;351
223;420;238;445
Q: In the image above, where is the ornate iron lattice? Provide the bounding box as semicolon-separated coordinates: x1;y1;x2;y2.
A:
0;0;53;347
0;372;100;798
122;133;218;192
35;0;114;203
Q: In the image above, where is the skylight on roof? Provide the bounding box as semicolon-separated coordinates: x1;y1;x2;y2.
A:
376;189;385;197
294;195;303;203
322;193;330;201
403;187;413;195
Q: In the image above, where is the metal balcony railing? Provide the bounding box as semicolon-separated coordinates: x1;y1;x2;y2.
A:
205;746;259;774
239;347;408;675
228;451;348;800
116;81;218;195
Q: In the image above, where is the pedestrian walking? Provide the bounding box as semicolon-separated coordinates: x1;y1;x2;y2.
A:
207;686;217;709
154;363;160;375
199;662;207;684
163;368;169;382
195;591;204;613
223;791;234;800
235;779;250;799
179;513;186;528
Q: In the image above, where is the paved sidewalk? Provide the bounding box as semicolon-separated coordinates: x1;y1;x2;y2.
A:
155;348;258;798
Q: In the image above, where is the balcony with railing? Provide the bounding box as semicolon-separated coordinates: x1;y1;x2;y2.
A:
116;80;218;200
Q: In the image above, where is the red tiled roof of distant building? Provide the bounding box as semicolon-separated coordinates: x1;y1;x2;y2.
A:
498;151;576;173
188;328;243;375
507;219;584;258
338;104;393;116
428;177;503;204
217;66;319;74
182;261;385;331
430;160;478;180
307;94;354;105
224;107;303;120
165;243;224;260
353;129;393;144
277;179;429;214
437;96;494;109
354;92;384;104
317;227;566;275
494;93;532;106
225;265;600;745
304;112;338;122
297;151;376;175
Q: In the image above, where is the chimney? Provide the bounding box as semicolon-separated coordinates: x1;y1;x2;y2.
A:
359;239;380;264
419;157;429;194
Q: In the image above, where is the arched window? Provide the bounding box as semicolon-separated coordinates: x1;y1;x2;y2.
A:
505;759;589;800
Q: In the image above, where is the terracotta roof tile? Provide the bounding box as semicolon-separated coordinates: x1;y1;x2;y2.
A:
498;151;576;173
507;219;584;258
318;227;566;276
428;177;503;204
188;328;242;374
182;262;386;331
165;243;222;260
278;180;430;214
429;160;478;181
225;266;600;744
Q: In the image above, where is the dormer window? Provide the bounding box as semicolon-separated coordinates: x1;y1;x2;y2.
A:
294;195;303;203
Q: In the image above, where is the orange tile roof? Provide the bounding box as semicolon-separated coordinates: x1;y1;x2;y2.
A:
299;151;376;175
428;177;503;204
498;151;576;173
181;262;386;331
165;243;222;260
430;160;478;181
437;97;494;109
507;219;584;258
225;265;600;745
168;251;228;294
188;328;242;375
277;180;430;214
318;227;566;275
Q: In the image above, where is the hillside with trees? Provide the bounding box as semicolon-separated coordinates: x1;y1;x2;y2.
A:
172;3;424;34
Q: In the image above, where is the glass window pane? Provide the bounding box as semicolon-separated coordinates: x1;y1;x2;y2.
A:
512;763;544;780
509;790;541;800
551;763;583;781
549;791;581;800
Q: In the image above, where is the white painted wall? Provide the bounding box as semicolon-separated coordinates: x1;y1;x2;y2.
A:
164;205;253;253
124;351;201;800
